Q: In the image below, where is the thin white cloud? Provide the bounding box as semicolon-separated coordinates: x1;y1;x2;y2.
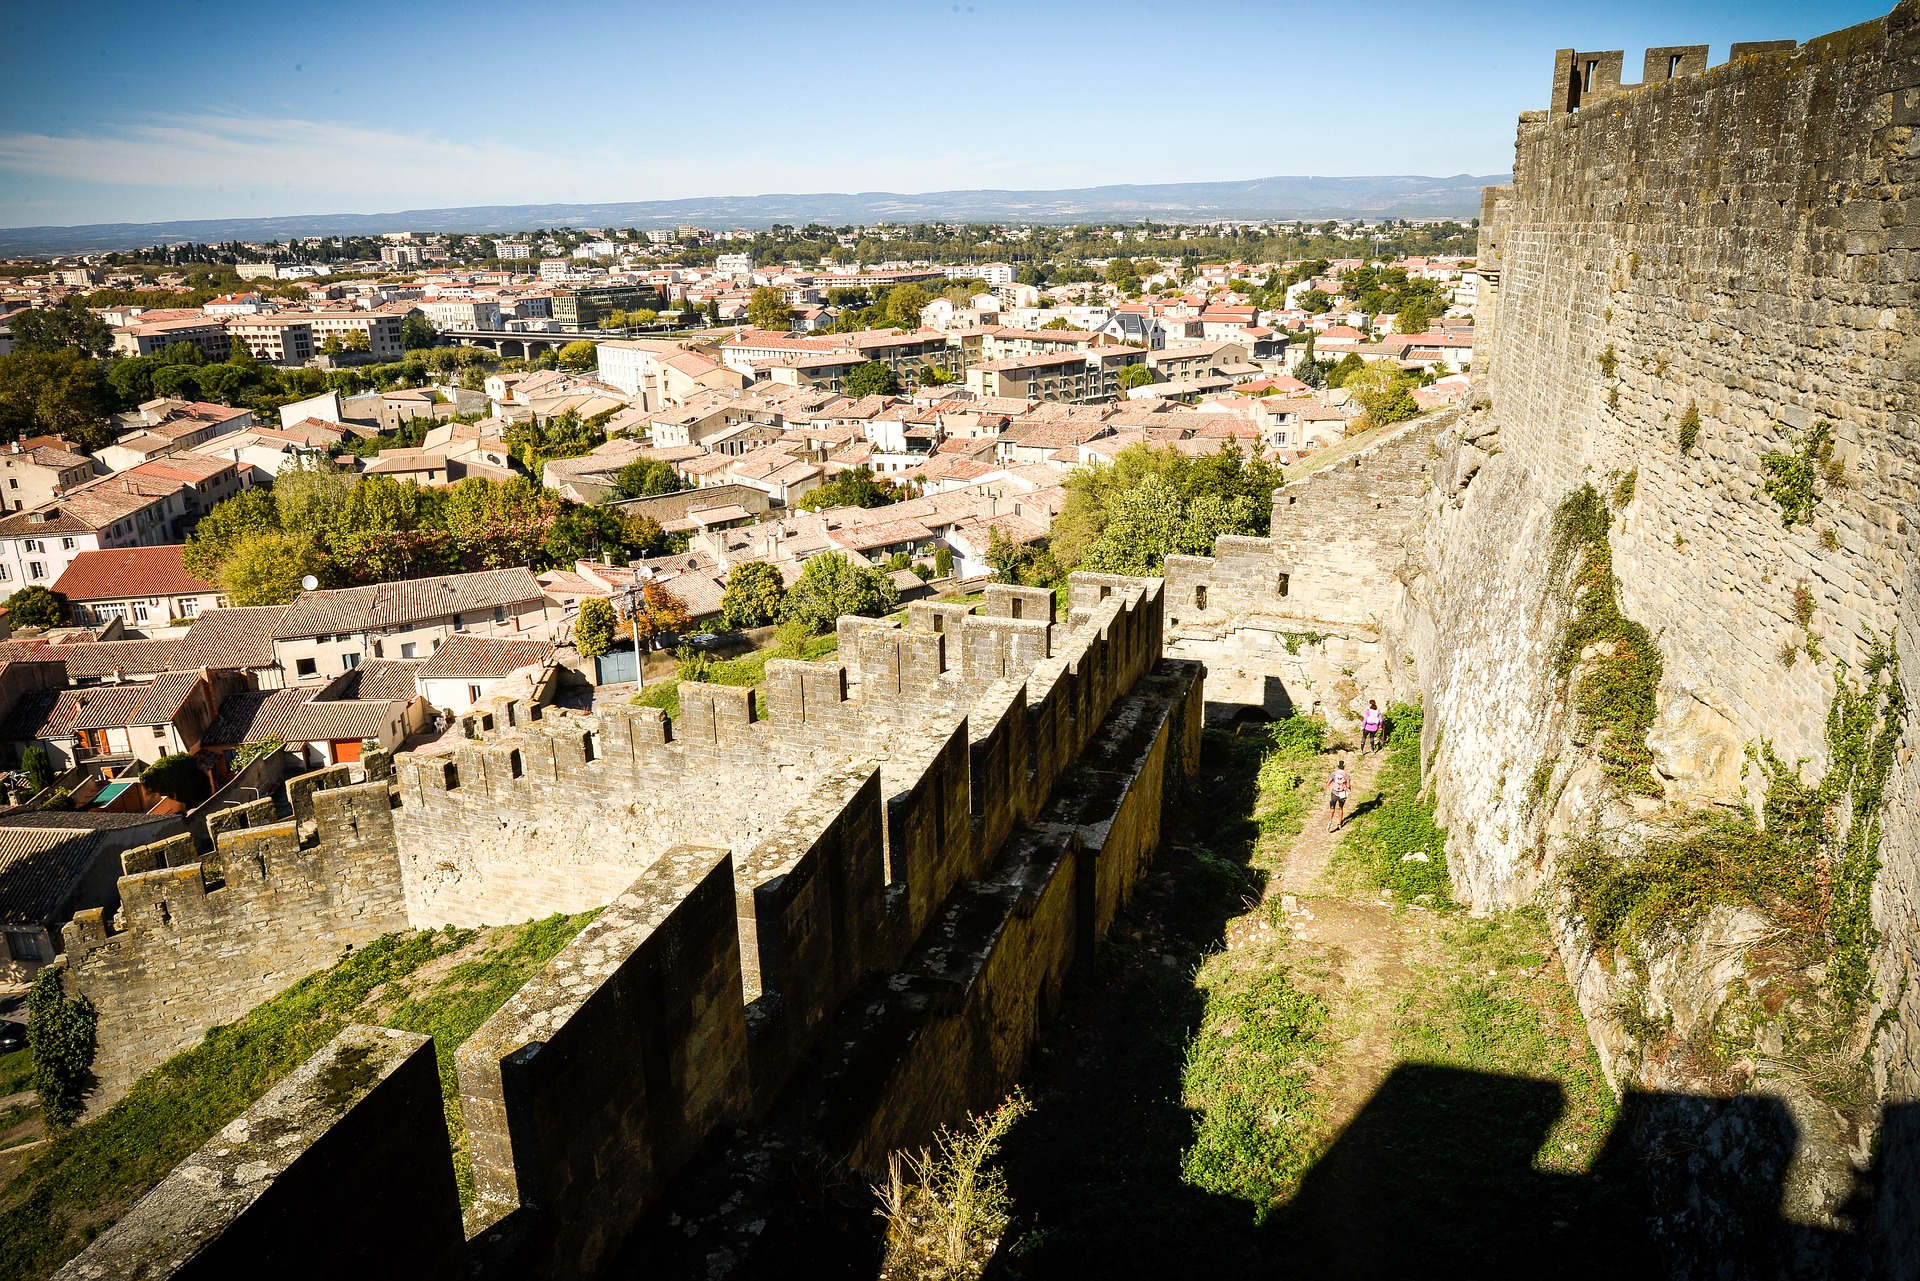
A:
0;113;1046;220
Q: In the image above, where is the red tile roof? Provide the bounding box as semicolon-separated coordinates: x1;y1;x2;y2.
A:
50;545;216;603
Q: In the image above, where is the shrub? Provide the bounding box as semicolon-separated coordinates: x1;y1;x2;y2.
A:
1596;345;1618;379
718;561;784;630
1268;714;1327;755
673;645;714;682
21;745;52;794
26;967;97;1126
772;619;813;660
934;546;954;578
140;753;212;808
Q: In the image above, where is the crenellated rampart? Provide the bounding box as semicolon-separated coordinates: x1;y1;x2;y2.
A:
60;572;1202;1280
61;773;408;1108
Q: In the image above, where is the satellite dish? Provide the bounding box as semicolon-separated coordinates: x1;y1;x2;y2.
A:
300;575;320;591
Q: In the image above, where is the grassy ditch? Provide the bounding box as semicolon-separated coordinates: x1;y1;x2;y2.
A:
1329;703;1452;902
0;912;592;1280
633;632;839;719
1179;950;1332;1217
1551;485;1664;796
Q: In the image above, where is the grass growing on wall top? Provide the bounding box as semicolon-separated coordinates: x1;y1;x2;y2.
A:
632;632;839;720
0;912;593;1281
1551;485;1664;797
1331;703;1452;902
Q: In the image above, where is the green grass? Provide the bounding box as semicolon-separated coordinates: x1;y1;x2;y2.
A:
1180;955;1332;1217
633;633;839;719
0;1049;33;1100
1392;908;1619;1175
0;912;592;1280
1330;704;1452;902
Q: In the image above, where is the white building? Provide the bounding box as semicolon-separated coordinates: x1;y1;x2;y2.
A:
715;253;753;277
418;298;502;332
495;241;534;261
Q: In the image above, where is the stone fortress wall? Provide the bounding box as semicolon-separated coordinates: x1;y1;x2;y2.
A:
57;572;1203;1279
1425;3;1920;1102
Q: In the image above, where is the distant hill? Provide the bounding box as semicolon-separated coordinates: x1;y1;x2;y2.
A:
0;174;1505;256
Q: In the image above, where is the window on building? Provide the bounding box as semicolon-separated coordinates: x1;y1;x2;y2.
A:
28;562;43;580
493;606;507;624
401;642;418;659
152;725;166;737
296;657;318;677
61;537;74;550
0;565;9;581
343;653;361;669
5;930;43;962
468;684;483;703
453;613;465;631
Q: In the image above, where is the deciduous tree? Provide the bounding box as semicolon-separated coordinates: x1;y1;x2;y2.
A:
781;552;898;633
719;561;785;629
843;361;900;399
748;287;793;332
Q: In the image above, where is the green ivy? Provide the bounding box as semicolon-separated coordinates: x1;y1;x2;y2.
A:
1562;641;1903;1013
1279;630;1327;656
1550;486;1664;796
1760;420;1838;527
25;968;97;1127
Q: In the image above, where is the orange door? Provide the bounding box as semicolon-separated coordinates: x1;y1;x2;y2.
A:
333;739;363;763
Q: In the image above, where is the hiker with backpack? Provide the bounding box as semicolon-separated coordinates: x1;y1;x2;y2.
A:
1362;700;1385;754
1328;760;1352;832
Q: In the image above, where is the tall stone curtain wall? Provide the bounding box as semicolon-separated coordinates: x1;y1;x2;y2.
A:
58;574;1204;1280
1431;5;1920;1097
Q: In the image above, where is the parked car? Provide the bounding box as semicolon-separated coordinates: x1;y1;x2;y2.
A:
0;1020;24;1054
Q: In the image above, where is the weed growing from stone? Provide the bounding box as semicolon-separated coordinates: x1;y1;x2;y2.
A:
1760;420;1837;527
1792;581;1816;629
1550;485;1664;796
1278;631;1327;656
1561;641;1902;1012
881;1090;1032;1278
1596;345;1618;379
1609;468;1637;509
1676;401;1700;453
1820;528;1840;553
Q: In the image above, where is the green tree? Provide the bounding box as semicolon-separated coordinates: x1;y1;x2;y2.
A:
4;585;64;629
611;459;685;498
1053;440;1281;570
108;355;162;405
182;486;281;580
798;466;902;511
933;546;954;578
719;561;785;629
21;744;52;794
843;361;900;399
25;966;96;1126
748;287;793;331
401;313;438;350
9;302;114;357
1117;364;1156;391
1296;289;1333;314
441;476;559;567
781;553;899;633
219;531;327;606
0;349;117;449
558;340;598;370
1324;353;1367;389
150;363;203;402
1344;364;1422;426
140;752;213;807
271;456;355;538
1078;474;1188;575
885;284;932;329
574;595;617;659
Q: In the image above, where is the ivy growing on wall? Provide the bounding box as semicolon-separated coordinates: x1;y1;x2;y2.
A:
26;966;98;1126
1550;485;1664;796
1676;402;1700;454
1760;420;1845;527
1561;640;1904;1015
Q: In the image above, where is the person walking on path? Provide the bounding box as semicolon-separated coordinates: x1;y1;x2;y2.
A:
1328;759;1352;832
1361;701;1384;755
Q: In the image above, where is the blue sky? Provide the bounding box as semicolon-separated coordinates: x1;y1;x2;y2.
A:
0;0;1891;229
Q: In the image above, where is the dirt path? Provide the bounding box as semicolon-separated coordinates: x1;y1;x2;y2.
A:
1247;749;1445;1142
